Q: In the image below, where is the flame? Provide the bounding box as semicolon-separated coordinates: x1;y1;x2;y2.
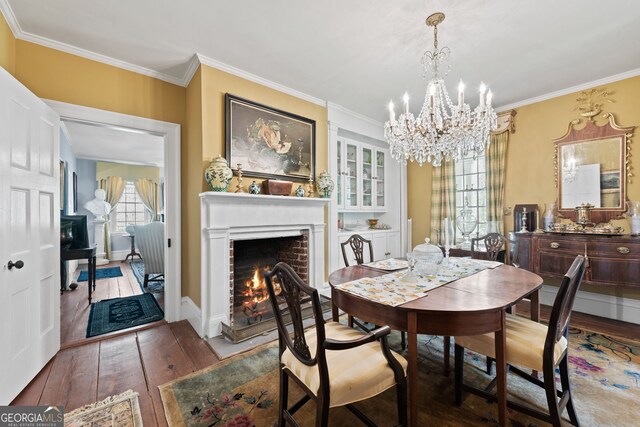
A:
241;266;276;308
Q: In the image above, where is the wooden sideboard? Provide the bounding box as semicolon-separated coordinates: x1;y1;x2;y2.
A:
514;233;640;288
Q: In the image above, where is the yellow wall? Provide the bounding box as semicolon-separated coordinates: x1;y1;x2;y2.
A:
407;162;432;247
179;64;328;306
0;10;16;75
96;162;160;183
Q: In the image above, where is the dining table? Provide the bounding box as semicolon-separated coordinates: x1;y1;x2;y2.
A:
328;260;543;427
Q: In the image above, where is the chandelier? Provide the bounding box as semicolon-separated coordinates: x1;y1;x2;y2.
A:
384;12;497;167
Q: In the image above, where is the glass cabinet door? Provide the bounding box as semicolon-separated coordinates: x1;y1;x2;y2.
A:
336;139;343;208
345;142;359;208
361;146;373;207
375;149;386;208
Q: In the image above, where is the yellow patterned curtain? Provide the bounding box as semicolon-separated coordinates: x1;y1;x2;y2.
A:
134;178;161;221
429;161;457;245
98;176;125;259
485;131;509;234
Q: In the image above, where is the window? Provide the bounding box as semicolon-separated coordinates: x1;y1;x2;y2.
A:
454;153;487;242
114;182;147;232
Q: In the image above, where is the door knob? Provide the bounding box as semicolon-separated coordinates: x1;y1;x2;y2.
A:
7;260;24;270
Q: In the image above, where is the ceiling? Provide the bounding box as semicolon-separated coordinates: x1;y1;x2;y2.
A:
62;120;164;167
5;0;640;121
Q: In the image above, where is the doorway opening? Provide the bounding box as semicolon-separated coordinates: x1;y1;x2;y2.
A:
49;100;181;347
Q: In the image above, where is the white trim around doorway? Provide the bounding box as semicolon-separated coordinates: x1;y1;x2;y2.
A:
43;99;182;323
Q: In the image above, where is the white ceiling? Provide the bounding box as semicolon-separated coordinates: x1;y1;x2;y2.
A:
62;120;164;167
5;0;640;121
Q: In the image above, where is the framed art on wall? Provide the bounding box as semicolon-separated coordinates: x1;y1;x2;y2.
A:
225;94;316;182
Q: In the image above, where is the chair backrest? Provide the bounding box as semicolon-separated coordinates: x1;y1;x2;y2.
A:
507;232;520;268
264;262;327;369
132;222;165;274
545;255;586;348
470;233;506;261
340;234;374;266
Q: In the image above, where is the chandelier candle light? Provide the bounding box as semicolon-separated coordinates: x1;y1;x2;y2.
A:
384;12;497;166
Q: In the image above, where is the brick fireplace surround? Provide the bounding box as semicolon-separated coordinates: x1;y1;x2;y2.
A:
199;192;329;338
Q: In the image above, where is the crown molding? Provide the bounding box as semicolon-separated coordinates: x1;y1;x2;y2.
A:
496;67;640;112
196;53;325;106
327;102;383;128
182;54;201;86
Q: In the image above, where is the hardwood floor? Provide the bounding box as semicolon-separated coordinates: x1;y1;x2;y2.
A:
12;321;219;426
12;299;638;424
61;260;164;347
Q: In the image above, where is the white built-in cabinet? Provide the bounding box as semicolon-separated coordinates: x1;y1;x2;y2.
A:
338;231;400;268
336;138;388;211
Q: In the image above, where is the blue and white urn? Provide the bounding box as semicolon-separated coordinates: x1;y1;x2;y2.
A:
205;155;233;192
249;181;261;194
316;171;334;198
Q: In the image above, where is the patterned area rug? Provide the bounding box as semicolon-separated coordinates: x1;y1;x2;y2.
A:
130;261;164;293
86;293;164;337
77;266;123;282
159;327;640;426
65;390;142;427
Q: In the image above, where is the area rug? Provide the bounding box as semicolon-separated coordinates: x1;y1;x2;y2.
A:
64;389;142;427
160;328;640;426
86;293;164;337
130;261;164;293
77;266;123;282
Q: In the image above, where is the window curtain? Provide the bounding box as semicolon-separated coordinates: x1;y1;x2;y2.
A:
485;131;509;234
98;176;125;260
429;161;457;245
134;178;161;221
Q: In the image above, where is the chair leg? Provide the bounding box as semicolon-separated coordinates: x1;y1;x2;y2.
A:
278;368;288;427
454;344;464;406
559;354;580;426
348;314;354;328
543;360;563;427
143;274;149;288
315;396;329;427
400;331;406;351
443;336;451;376
396;378;408;426
486;357;493;375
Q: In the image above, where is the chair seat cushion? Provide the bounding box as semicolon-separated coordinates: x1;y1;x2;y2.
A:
455;314;567;372
281;321;407;408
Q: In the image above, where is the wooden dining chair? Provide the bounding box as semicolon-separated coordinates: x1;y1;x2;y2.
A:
341;234;406;350
470;233;507;261
454;255;586;427
264;262;408;427
340;234;374;266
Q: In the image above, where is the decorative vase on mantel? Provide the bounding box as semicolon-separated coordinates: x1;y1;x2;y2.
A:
316;171;335;198
205;155;233;192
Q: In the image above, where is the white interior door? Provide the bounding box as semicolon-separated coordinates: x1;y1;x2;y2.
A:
0;67;60;404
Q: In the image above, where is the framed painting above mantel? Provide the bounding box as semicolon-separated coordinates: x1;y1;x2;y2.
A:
225;94;316;183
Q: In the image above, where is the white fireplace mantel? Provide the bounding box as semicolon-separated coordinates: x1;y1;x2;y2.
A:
199;192;330;338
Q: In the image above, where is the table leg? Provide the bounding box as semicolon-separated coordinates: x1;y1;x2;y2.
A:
495;310;507;427
331;301;339;322
88;256;93;303
530;289;540;323
92;256;97;291
408;312;418;427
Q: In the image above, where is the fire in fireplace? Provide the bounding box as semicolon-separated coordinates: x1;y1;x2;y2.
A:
222;234;313;342
238;266;281;324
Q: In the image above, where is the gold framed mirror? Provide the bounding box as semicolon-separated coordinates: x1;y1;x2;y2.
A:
554;113;633;224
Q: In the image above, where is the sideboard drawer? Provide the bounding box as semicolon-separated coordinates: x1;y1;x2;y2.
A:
587;242;640;258
535;237;586;253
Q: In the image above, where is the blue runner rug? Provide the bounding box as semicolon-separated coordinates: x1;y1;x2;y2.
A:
130;261;164;293
86;293;164;337
77;266;123;282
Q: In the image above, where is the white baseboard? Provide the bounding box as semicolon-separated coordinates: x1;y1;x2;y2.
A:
540;286;640;325
109;250;131;262
181;297;202;337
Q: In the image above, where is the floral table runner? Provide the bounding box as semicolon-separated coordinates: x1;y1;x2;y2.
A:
336;258;502;307
363;258;409;271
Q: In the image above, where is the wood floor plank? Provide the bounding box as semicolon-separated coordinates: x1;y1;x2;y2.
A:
97;334;158;427
137;324;198;426
39;342;100;411
11;358;54;405
170;320;219;370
